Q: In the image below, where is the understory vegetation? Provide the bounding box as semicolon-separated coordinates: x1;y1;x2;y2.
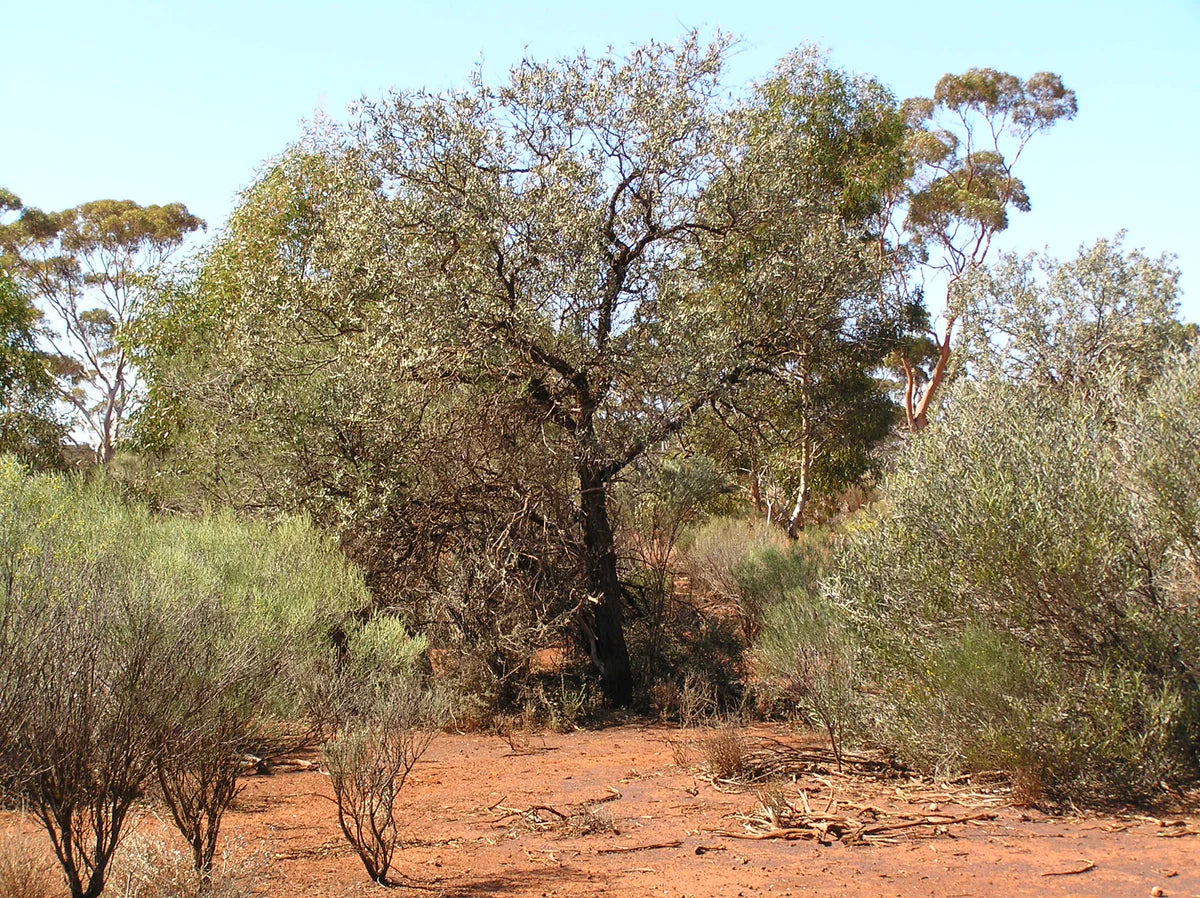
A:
1;31;1197;895
756;349;1200;802
0;461;433;897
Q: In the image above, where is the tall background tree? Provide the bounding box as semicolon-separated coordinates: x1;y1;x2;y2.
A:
881;69;1077;429
697;50;903;534
958;234;1191;391
0;194;203;463
0;269;66;468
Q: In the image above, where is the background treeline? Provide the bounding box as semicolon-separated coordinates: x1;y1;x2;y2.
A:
1;33;1197;833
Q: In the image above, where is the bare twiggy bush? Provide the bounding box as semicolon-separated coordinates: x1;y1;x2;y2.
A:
322;683;440;886
0;832;55;898
154;601;280;884
0;463;360;897
677;673;718;730
565;804;615;837
0;583;198;898
666;736;695;769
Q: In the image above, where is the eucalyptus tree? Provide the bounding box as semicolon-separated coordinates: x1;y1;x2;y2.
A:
0;270;65;466
137;37;908;705
881;69;1077;429
0;195;204;462
958;234;1189;391
700;50;903;534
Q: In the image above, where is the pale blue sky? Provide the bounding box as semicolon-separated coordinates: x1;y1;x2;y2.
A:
3;0;1197;320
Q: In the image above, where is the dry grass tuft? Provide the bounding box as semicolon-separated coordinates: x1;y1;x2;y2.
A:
703;726;750;780
108;834;267;898
0;833;55;898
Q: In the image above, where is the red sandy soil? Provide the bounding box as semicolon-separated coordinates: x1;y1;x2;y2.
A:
4;723;1198;897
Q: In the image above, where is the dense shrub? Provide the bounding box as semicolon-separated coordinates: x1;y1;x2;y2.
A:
684;517;789;608
732;532;834;641
757;349;1200;802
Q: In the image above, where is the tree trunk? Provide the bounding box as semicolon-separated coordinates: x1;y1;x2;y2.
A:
577;468;634;706
906;315;956;432
786;450;811;539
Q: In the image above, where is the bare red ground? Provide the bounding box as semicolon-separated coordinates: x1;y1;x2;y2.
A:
5;724;1198;897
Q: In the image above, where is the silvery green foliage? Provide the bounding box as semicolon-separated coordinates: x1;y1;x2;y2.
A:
1117;347;1200;679
134;36;910;705
822;352;1200;796
848;381;1133;657
350;34;741;418
959;234;1185;389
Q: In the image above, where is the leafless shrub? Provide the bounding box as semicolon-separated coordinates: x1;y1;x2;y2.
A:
322;684;440;886
665;736;695;769
677;673;718;729
0;583;199;898
155;602;279;884
564;803;615;837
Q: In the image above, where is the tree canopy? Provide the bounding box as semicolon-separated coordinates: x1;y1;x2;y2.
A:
135;37;909;704
0;194;204;463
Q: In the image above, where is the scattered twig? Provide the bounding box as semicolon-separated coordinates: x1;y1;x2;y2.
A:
712;809;997;844
1041;859;1095;877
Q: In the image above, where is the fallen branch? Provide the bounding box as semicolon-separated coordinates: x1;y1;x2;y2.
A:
1042;860;1095;877
595;840;683;854
712;810;997;844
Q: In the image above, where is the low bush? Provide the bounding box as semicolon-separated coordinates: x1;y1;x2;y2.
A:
321;680;441;886
756;582;860;770
701;725;750;780
684;516;789;612
312;609;440;886
108;834;266;898
733;529;834;641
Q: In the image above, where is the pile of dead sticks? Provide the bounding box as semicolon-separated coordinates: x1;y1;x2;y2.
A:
713;789;997;845
487;787;622;834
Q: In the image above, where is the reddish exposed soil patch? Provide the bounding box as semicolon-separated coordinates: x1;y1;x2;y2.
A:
5;723;1198;896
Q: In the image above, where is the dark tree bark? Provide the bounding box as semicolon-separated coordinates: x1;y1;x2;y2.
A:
577;466;634;706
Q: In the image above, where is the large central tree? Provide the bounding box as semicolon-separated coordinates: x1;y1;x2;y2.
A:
137;37;903;704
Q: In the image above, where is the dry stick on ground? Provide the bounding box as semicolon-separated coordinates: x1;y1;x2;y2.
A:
595;841;683;854
490;789;622;831
1041;860;1096;876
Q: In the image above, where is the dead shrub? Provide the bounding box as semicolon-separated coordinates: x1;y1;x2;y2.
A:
564;804;615;837
666;735;695;769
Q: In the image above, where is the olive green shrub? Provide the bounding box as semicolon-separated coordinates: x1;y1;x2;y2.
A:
757;348;1200;802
